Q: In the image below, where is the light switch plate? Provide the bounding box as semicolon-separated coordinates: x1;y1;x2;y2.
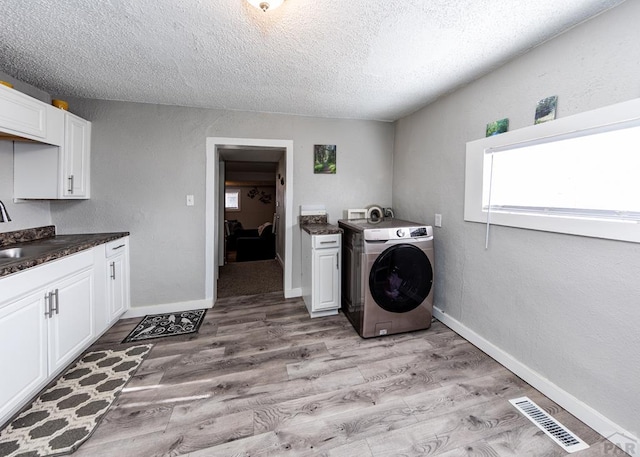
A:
186;195;195;206
435;213;442;227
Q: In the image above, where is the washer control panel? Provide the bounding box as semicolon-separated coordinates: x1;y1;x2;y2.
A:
364;226;433;241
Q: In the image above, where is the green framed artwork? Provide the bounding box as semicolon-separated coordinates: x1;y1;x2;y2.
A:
314;144;336;174
486;118;509;137
535;95;558;124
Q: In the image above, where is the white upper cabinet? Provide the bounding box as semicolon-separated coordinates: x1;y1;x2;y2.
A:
62;112;91;198
0;84;63;146
1;84;91;199
13;111;91;199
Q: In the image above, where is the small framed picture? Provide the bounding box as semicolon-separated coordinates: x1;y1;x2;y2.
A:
486;118;509;137
314;144;336;174
535;96;558;124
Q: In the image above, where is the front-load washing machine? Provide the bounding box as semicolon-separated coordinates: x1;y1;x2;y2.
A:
338;218;434;338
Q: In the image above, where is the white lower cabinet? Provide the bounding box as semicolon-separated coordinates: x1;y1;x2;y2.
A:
301;231;341;318
93;237;130;338
46;268;94;374
105;238;130;325
0;250;94;424
0;238;130;426
0;290;48;426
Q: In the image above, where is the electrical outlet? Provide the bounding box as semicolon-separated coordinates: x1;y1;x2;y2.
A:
435;213;442;227
186;195;195;206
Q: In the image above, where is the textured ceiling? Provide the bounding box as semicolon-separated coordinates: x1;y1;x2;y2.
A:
0;0;626;121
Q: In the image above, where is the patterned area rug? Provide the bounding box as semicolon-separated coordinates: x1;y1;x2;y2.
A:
122;309;207;343
0;344;152;457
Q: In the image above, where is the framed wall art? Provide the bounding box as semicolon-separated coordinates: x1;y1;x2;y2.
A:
314;144;337;174
486;118;509;137
535;95;558;124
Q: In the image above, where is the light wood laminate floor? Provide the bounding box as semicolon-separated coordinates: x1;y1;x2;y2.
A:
76;292;627;456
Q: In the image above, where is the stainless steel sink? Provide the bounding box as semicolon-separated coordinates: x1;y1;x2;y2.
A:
0;248;24;259
0;244;58;260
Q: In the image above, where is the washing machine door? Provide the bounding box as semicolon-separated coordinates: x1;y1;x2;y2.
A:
369;244;433;313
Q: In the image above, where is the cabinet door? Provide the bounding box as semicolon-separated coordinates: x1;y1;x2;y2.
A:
62;112;91;198
0;84;47;140
107;254;128;323
313;248;340;311
0;291;48;422
47;269;94;373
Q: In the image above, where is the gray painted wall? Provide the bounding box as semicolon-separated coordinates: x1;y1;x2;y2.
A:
392;0;640;437
49;101;394;307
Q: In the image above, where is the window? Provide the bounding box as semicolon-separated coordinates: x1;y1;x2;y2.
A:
465;98;640;244
225;188;240;211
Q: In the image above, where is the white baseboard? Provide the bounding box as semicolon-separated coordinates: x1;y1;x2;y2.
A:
433;306;638;456
123;298;214;319
285;287;301;299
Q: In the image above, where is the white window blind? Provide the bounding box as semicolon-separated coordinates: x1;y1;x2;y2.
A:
484;121;640;221
464;97;640;244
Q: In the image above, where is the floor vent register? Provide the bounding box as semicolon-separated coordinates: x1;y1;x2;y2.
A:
509;396;589;453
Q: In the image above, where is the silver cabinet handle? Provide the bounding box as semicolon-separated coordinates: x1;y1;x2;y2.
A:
320;240;337;244
110;261;116;279
112;244;125;250
51;289;59;315
44;292;52;318
336;252;339;270
67;175;74;194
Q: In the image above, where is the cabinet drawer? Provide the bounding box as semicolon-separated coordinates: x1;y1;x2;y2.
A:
312;234;341;249
105;238;128;258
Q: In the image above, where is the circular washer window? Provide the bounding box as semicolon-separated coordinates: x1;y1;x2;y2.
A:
369;244;433;313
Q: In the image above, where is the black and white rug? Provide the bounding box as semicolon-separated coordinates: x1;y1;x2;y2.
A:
0;344;152;457
122;309;207;343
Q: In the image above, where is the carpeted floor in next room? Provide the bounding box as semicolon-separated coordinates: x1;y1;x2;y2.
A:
217;259;283;298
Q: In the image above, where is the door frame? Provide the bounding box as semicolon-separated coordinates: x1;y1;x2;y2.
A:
205;137;295;303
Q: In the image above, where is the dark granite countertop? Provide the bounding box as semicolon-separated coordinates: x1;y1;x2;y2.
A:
301;223;343;235
0;227;129;278
299;214;342;235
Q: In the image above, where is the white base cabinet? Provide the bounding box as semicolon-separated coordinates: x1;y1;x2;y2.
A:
46;268;94;374
0;290;48;426
106;238;130;326
0;238;130;426
301;232;341;318
94;237;130;337
0;250;94;425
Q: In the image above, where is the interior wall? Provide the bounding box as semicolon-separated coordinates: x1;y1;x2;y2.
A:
224;185;276;229
392;0;640;440
50;101;394;307
0;141;51;233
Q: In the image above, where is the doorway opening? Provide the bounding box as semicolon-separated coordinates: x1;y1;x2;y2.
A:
205;138;294;304
223;160;278;264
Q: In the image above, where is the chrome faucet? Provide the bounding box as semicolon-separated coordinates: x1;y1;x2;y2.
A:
0;200;11;223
